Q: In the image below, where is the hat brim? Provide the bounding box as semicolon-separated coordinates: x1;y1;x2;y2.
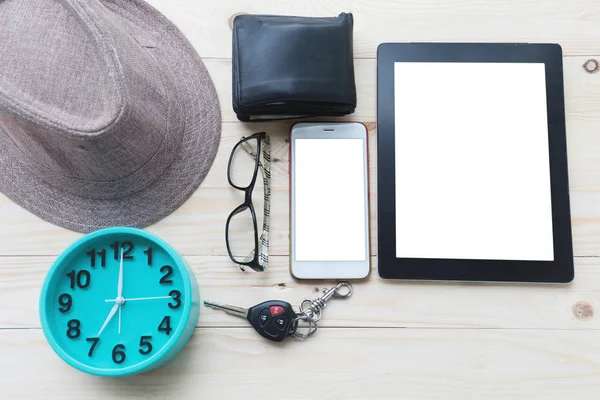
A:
0;0;221;233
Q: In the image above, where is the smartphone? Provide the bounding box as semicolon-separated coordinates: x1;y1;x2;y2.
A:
290;122;370;280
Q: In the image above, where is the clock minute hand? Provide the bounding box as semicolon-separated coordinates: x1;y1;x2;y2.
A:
116;247;125;335
117;247;124;299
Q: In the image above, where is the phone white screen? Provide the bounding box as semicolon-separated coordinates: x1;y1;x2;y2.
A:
294;138;367;261
394;62;554;261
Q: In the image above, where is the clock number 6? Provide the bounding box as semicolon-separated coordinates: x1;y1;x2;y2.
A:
168;290;181;309
139;336;153;355
112;344;126;364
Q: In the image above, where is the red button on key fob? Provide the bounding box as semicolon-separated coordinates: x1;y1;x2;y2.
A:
270;305;284;316
245;301;295;342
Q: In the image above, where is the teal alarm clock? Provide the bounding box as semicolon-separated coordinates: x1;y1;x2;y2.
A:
39;227;199;376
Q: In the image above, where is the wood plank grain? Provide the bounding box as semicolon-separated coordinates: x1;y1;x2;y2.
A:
147;0;600;58
2;255;599;330
3;1;600;397
2;328;600;399
2;114;600;256
205;56;600;123
0;122;373;257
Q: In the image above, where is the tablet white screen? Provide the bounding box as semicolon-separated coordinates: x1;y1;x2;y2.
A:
394;62;554;261
294;138;367;261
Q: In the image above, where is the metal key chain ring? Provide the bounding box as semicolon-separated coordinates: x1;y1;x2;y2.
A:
299;282;353;323
289;314;318;340
330;282;353;298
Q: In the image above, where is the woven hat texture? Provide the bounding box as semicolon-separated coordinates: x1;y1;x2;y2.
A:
0;0;221;232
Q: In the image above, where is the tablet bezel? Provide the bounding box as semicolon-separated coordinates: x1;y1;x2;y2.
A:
376;43;574;283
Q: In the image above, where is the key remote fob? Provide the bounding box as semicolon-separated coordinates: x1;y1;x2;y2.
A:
247;301;296;342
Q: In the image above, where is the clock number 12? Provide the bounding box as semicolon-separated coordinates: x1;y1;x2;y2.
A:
110;241;134;260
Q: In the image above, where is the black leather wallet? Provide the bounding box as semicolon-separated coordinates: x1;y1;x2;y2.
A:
232;13;357;122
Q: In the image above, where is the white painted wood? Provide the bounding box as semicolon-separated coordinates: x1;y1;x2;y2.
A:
2;256;599;330
147;0;600;58
1;118;600;256
202;57;600;123
2;328;600;399
2;1;600;397
1;57;600;256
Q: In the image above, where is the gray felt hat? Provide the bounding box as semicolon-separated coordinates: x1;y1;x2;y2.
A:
0;0;221;233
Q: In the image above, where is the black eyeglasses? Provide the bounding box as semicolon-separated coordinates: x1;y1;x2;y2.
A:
225;132;271;272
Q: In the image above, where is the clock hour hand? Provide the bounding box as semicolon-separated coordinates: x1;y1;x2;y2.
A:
97;303;119;336
98;249;125;337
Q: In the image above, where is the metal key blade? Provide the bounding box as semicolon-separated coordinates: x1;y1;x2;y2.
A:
203;300;248;318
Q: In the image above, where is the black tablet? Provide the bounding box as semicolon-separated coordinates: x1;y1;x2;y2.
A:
376;43;574;283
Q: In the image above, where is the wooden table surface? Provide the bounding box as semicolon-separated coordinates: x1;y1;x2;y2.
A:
2;0;600;398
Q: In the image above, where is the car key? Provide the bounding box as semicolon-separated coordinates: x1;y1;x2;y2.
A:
203;300;296;342
204;283;353;342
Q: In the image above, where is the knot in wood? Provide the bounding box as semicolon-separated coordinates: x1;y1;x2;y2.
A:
572;301;594;321
583;59;599;74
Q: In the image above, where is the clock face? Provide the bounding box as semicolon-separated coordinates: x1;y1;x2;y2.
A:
40;228;197;376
